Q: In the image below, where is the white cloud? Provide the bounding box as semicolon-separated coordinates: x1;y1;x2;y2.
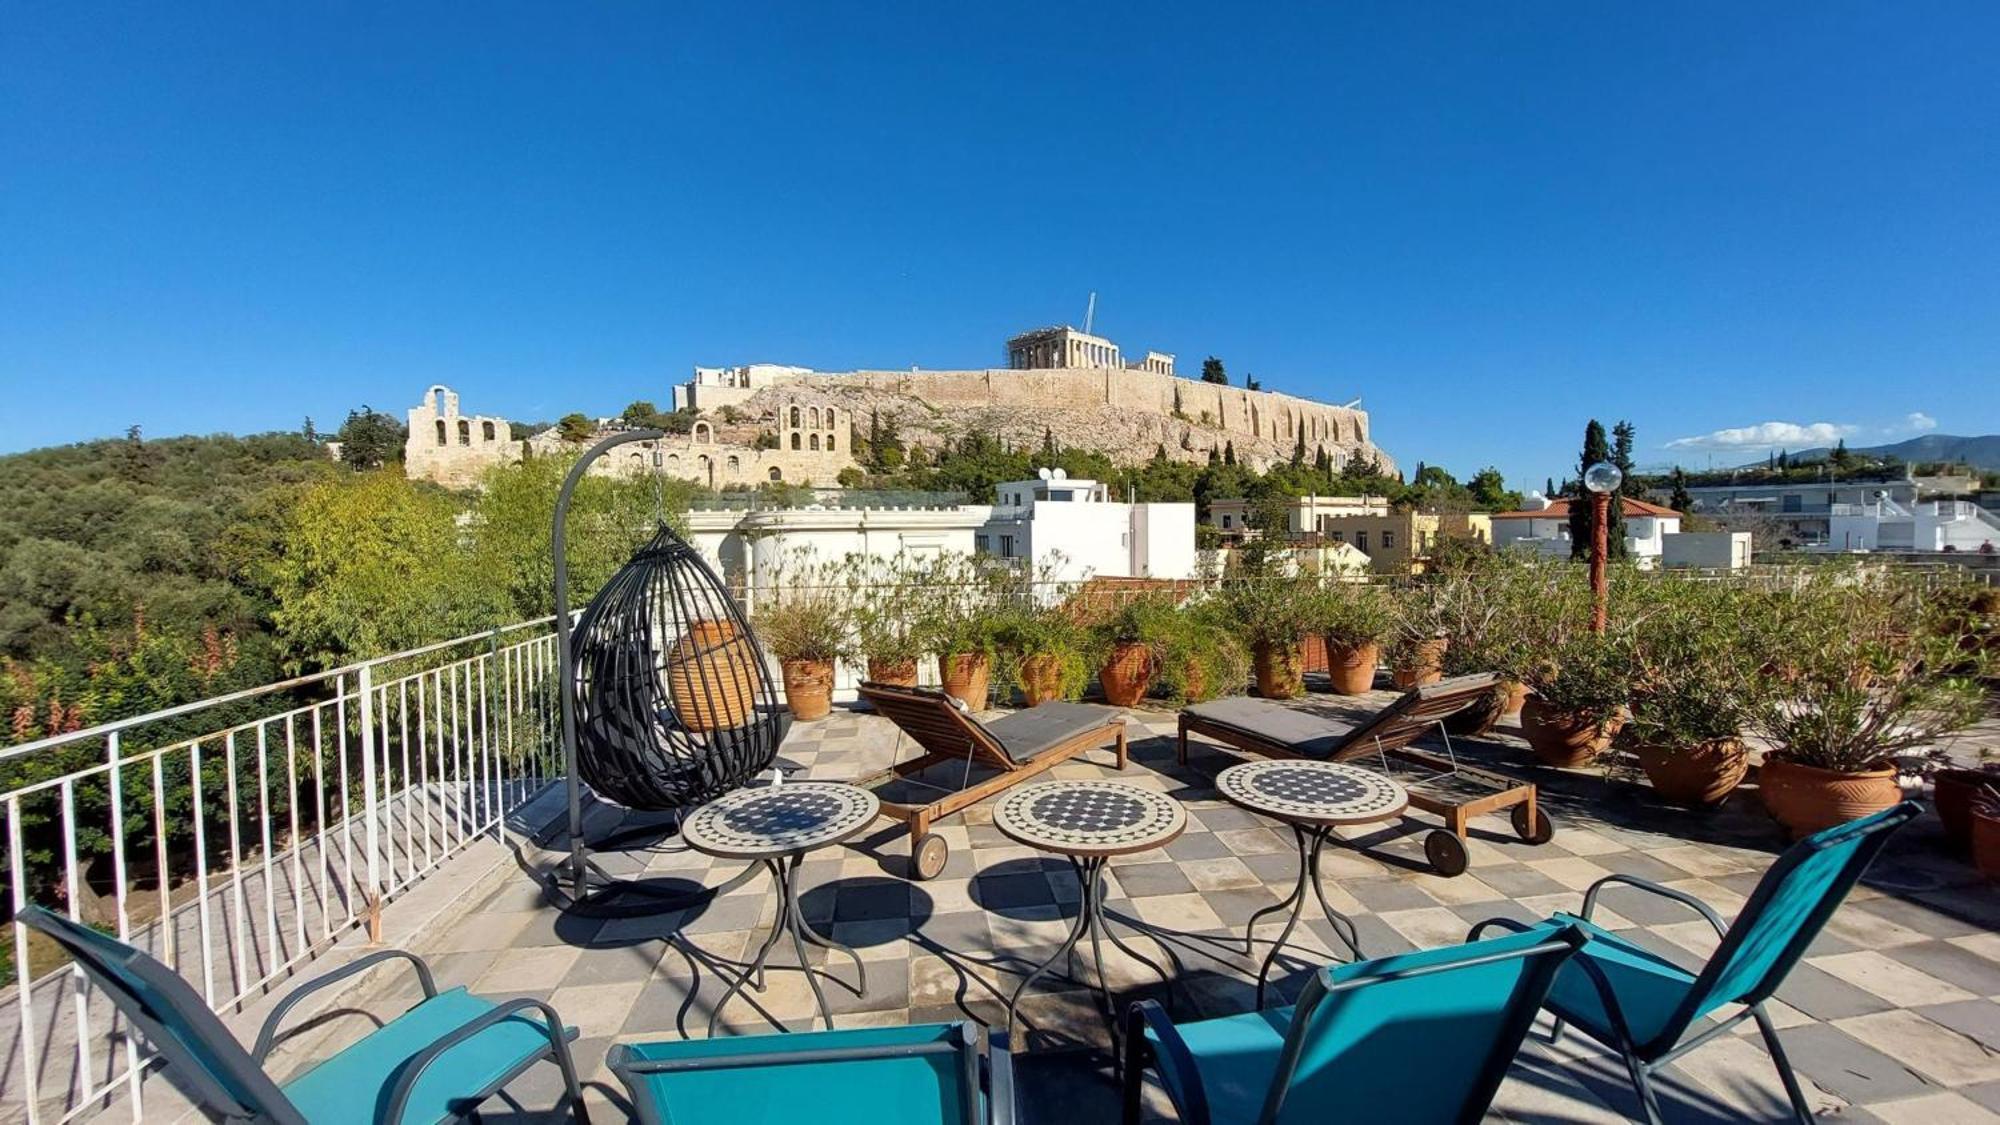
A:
1900;411;1938;434
1664;421;1856;452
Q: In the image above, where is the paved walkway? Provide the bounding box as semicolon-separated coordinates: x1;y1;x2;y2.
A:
233;695;2000;1121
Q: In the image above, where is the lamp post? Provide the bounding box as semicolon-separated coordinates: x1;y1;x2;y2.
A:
1583;461;1623;634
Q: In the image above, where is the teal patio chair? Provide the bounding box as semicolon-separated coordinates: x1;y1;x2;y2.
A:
609;1021;1012;1125
1119;922;1587;1125
1468;800;1922;1124
17;905;588;1124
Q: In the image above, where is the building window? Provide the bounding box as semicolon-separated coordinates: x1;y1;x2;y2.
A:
435;419;447;446
1000;534;1015;557
1330;531;1344;543
810;433;820;451
457;420;471;446
789;406;801;428
1356;531;1369;552
826;432;835;451
727;455;739;470
481;420;495;442
1221;515;1232;529
791;432;802;451
768;467;782;482
1382;531;1395;550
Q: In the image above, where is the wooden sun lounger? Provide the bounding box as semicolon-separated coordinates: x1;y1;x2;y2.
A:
855;682;1128;880
1177;674;1550;876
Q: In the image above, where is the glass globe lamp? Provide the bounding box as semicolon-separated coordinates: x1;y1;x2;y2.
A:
1583;461;1624;495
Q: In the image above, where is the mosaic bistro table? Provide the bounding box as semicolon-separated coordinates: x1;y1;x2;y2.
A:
1213;758;1408;1006
680;780;880;1033
990;779;1187;1041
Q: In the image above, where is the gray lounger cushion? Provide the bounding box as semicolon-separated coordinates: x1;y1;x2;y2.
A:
1182;697;1356;758
983;702;1121;763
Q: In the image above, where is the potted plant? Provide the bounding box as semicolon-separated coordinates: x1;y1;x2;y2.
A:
755;554;852;722
847;553;925;687
1386;584;1448;689
1156;601;1251;703
1749;566;1990;837
1934;765;2000;853
1518;631;1630;768
1431;554;1544;735
1091;590;1177;706
1221;569;1316;700
912;553;1018;711
1314;583;1396;695
1971;784;2000;879
996;597;1092;706
1613;580;1760;805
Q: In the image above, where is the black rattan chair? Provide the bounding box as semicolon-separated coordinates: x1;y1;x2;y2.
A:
570;523;789;811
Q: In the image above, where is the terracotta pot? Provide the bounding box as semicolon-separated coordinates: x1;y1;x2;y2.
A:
865;656;920;688
779;657;834;721
1179;660;1209;702
666;619;759;732
1302;634;1330;675
1252;640;1304;700
1392;638;1447;690
1098;641;1154;707
1933;767;2000;852
1519;697;1617;768
1442;686;1506;737
1972;803;2000;879
1017;652;1068;706
1499;680;1529;718
940;651;991;710
1636;738;1749;807
1324;640;1380;695
1759;754;1903;839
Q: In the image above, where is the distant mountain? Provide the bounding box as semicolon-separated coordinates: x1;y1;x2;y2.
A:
1758;434;2000;472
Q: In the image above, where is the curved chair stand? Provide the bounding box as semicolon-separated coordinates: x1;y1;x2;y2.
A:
550;430;787;916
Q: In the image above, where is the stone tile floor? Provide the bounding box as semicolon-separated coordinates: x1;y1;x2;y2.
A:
284;691;2000;1123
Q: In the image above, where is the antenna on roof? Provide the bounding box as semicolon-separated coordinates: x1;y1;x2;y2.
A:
1083;292;1097;336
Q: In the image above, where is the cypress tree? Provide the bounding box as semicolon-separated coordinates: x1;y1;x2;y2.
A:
1568;420;1627;560
1223;441;1237;466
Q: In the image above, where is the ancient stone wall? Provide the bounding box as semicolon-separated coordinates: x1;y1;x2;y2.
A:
749;367;1387;473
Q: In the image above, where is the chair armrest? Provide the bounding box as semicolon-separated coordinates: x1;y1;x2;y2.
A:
986;1028;1016;1125
254;949;439;1060
1465;916;1535;942
1123;1000;1210;1125
382;997;573;1125
1580;874;1728;939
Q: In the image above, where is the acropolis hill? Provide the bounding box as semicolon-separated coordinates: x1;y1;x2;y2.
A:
675;327;1391;475
404;326;1393;490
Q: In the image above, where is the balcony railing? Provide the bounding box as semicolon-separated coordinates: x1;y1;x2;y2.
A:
1;618;566;1124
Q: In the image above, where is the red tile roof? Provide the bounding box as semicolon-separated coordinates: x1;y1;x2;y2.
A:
1490;497;1682;520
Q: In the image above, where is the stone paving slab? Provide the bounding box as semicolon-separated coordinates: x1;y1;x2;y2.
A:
267;690;1999;1123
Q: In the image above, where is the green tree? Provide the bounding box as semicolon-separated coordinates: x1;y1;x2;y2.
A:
1669;466;1694;513
1568;419;1627;560
1200;357;1228;385
557;413;594;443
335;406;405;470
1466;467;1521;511
256;471;503;671
620;400;663;427
1830;438;1852;469
1611;420;1638;495
1245;373;1262;391
1222;440;1237;465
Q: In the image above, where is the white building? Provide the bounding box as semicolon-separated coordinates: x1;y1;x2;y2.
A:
978;469;1197;584
1208;494;1392;538
1490;493;1683;568
681;501;992;603
673;363;815;412
1821;498;2000;553
1662;531;1754;571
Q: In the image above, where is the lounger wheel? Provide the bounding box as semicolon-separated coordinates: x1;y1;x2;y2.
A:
1511;805;1555;844
1424;830;1469;877
912;833;950;881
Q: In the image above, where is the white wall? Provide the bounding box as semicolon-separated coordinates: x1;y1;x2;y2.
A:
1662;531;1753;570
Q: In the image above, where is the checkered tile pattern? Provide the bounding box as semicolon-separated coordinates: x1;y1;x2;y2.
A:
292;691;2000;1124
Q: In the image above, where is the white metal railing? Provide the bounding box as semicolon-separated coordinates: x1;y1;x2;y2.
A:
1;618;567;1125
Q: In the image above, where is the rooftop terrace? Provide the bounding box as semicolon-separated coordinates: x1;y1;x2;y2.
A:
64;689;1996;1125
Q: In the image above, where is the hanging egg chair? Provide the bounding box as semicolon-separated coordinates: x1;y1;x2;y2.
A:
570;523;789;811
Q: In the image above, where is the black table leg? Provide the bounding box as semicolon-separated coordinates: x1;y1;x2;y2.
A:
1252;825;1365;1008
706;853;867;1036
1006;857;1101;1039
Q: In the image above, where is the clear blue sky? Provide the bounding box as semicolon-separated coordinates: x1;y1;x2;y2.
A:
3;4;1996;490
